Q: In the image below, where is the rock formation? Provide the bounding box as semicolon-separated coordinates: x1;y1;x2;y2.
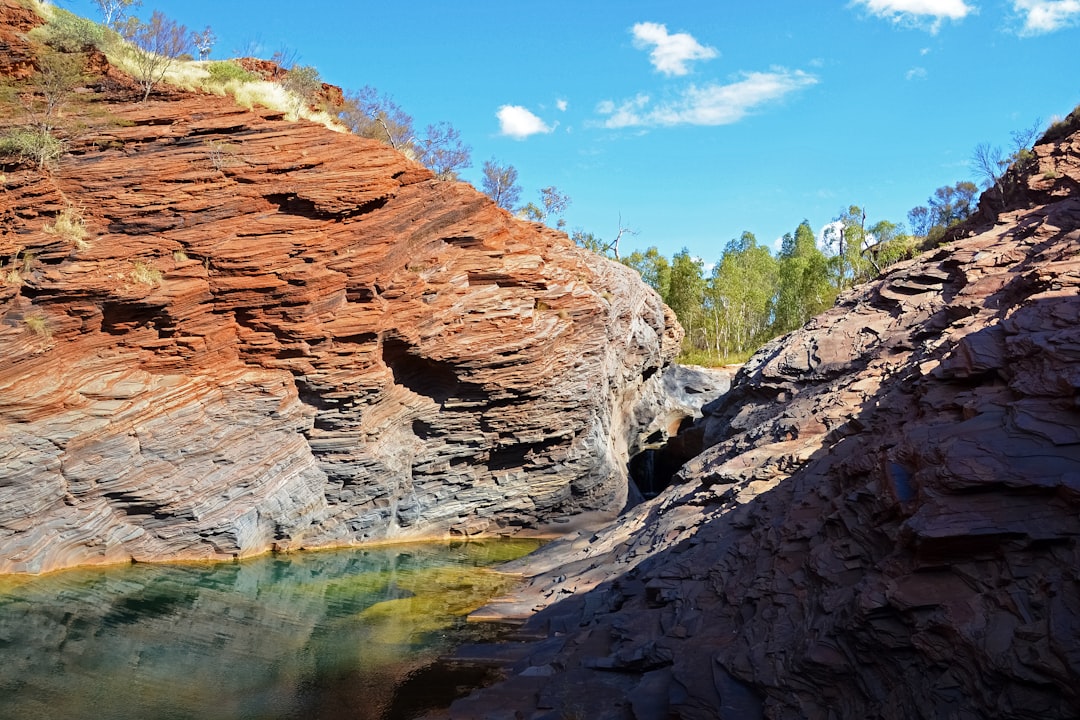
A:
0;4;680;574
448;112;1080;718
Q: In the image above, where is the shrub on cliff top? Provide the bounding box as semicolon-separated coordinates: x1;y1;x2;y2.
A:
31;5;114;53
206;61;256;85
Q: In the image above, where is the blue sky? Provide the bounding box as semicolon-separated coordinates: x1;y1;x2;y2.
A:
62;0;1080;261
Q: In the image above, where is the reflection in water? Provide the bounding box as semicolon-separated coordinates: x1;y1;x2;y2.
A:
0;540;540;720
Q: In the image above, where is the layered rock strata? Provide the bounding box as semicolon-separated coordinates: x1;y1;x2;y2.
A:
450;115;1080;718
0;14;680;574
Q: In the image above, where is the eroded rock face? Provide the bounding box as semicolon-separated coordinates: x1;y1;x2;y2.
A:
450;121;1080;718
0;37;680;573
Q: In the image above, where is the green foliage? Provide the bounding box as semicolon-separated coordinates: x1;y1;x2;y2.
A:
703;232;778;359
0;127;63;168
32;7;111;53
907;181;978;242
1040;105;1080;144
773;220;835;336
518;186;570;229
572;230;610;257
666;249;706;347
282;65;322;115
622;247;671;299
206;61;256;84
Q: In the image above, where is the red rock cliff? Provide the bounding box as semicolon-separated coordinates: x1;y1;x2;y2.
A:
0;7;681;573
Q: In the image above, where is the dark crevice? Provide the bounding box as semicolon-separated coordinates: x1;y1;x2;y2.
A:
487;437;566;472
382;336;484;404
628;417;703;501
264;193;388;220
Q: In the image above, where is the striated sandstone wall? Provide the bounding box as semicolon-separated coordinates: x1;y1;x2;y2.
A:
0;26;681;573
449;117;1080;718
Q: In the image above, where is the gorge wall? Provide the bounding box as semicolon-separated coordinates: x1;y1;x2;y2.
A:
0;5;681;574
449;112;1080;718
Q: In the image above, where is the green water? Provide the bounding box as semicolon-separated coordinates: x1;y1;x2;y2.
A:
0;539;541;720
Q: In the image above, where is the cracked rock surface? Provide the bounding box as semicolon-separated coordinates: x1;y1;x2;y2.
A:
444;113;1080;719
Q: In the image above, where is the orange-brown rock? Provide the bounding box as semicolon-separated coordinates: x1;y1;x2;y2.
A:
0;33;680;573
0;0;42;80
446;117;1080;718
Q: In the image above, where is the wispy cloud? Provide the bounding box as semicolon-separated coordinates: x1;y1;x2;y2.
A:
905;66;928;79
556;99;569;112
1013;0;1080;34
631;22;719;76
850;0;974;32
597;69;818;129
496;105;554;139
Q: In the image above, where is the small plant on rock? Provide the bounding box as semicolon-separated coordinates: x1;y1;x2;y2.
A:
206;139;240;170
23;313;51;340
43;206;88;248
131;259;162;286
0;127;64;169
205;60;255;85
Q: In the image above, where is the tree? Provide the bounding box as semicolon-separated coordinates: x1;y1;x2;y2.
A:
519;186;571;229
773;220;835;335
666;249;706;348
927;181;978;226
622;246;671;298
282;64;322;117
191;26;216;60
704;232;778;358
338;86;414;150
416;122;471;180
867;219;917;269
972;120;1041;203
481;158;521;211
122;11;192;102
824;205;874;290
28;51;83;132
93;0;141;29
907;205;931;238
572;230;609;256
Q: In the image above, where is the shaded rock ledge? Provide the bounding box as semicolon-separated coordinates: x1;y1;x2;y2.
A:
447;117;1080;718
0;11;681;574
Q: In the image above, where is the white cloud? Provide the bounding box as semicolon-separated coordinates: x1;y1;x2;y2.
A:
1013;0;1080;34
556;99;569;112
496;105;554;139
850;0;973;31
631;22;719;76
597;70;818;129
905;66;928;79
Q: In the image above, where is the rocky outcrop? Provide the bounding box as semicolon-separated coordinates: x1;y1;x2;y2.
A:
447;118;1080;718
0;16;681;574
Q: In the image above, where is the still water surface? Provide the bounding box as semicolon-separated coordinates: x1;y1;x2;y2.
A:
0;539;541;720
